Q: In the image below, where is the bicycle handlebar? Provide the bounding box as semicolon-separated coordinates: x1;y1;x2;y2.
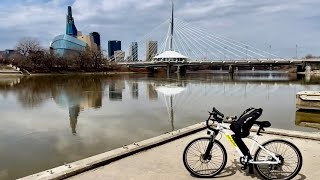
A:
212;107;224;118
206;107;225;131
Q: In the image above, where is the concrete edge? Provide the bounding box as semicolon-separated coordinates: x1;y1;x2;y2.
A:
256;127;320;141
18;123;207;180
18;123;320;180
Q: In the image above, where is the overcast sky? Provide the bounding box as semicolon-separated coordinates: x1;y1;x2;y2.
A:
0;0;319;58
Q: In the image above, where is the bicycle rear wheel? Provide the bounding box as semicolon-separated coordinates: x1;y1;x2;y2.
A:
254;139;303;180
183;137;227;178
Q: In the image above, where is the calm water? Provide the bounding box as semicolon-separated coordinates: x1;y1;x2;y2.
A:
0;72;319;179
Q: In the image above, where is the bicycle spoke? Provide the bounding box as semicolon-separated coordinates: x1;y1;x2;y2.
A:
183;138;226;177
255;140;302;180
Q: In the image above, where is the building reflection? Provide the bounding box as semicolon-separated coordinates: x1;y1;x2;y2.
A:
0;76;103;135
131;82;139;99
147;83;158;100
52;77;103;135
109;80;125;101
69;105;80;134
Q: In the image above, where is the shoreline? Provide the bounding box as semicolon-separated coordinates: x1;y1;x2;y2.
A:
0;69;297;77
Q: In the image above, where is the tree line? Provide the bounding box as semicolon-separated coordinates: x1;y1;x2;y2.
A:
0;37;117;73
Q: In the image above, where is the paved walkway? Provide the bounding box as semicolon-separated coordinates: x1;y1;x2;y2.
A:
69;130;320;180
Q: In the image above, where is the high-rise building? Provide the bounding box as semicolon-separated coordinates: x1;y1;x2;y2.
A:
90;32;101;51
129;42;138;61
146;40;158;62
108;40;121;58
66;6;78;37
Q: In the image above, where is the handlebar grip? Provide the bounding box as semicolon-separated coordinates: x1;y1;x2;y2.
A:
212;107;224;118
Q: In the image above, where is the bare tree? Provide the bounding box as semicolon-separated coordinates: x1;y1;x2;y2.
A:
88;48;103;69
16;37;42;56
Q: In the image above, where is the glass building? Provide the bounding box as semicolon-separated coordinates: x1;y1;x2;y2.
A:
108;40;121;58
51;6;93;57
51;35;86;56
66;6;78;37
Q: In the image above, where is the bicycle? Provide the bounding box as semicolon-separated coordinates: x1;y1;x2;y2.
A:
183;107;303;179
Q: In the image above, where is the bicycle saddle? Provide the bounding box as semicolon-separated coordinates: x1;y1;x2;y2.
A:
254;121;271;128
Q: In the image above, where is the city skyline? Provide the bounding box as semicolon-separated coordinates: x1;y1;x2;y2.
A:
0;0;320;57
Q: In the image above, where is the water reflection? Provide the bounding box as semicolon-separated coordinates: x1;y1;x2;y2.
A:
109;80;125;101
156;84;186;131
0;72;320;180
295;110;320;130
147;83;158;100
131;83;139;99
0;76;103;135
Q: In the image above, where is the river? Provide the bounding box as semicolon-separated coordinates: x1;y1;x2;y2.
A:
0;72;319;179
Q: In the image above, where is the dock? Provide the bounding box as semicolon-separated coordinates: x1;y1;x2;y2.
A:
296;91;320;110
20;123;320;180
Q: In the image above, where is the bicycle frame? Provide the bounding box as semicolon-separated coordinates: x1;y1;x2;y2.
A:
212;122;281;165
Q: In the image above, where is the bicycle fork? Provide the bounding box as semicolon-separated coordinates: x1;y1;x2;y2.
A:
203;134;216;160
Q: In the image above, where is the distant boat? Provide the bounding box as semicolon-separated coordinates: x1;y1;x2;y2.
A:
296;91;320;110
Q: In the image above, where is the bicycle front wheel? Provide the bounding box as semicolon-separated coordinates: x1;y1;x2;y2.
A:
183;137;227;178
254;139;303;180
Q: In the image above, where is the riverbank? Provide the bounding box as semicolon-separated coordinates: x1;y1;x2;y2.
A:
20;123;320;180
0;64;297;76
0;64;22;75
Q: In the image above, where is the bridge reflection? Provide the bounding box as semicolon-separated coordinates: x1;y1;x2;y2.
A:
156;84;186;131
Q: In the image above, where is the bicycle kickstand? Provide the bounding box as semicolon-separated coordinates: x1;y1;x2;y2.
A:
248;164;254;174
241;161;254;174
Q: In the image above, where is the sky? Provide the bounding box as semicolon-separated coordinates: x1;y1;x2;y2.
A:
0;0;319;58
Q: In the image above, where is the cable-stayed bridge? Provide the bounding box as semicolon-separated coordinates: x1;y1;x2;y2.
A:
113;17;289;62
110;1;317;74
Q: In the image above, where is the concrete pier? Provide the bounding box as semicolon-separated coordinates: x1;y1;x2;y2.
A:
69;128;320;180
296;91;320;110
20;123;320;180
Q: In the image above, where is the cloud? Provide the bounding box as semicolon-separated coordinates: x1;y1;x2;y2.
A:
0;0;319;57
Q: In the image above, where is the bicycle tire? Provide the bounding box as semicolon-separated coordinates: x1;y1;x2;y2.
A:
254;139;303;180
183;137;227;177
